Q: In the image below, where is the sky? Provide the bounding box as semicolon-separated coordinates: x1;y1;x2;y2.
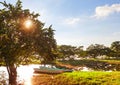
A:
0;0;120;49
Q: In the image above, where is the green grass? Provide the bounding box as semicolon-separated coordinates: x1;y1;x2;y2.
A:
101;59;120;64
49;71;120;85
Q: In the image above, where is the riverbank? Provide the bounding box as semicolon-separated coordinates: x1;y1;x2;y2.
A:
31;71;120;85
1;59;120;85
58;59;120;71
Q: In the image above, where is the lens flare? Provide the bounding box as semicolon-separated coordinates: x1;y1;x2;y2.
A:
24;20;32;29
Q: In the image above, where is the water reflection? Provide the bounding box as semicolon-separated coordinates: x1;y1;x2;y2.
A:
0;70;8;85
0;67;8;85
0;64;40;85
17;65;39;85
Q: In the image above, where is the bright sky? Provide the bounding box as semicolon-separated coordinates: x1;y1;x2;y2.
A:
1;0;120;48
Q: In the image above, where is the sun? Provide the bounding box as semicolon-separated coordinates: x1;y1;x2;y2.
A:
24;19;33;29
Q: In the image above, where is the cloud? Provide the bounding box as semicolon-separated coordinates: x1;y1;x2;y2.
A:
64;17;80;25
113;32;120;36
93;4;120;19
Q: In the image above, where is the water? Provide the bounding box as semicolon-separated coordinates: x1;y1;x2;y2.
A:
0;64;40;85
0;64;94;85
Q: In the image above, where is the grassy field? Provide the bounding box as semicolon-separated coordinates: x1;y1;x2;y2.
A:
47;71;120;85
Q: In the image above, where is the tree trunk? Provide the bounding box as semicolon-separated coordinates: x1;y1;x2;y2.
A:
6;65;17;85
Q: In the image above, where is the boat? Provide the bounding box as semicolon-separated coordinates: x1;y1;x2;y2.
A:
34;66;73;74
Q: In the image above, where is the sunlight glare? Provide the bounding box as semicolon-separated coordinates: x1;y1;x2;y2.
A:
17;65;35;85
24;20;32;29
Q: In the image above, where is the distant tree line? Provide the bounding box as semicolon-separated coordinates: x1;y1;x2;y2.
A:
56;41;120;59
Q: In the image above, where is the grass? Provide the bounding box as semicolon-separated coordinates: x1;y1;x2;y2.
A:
48;71;120;85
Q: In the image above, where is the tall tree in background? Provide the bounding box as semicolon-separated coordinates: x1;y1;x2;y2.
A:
86;44;106;58
75;46;87;57
0;0;56;85
57;45;76;59
111;41;120;58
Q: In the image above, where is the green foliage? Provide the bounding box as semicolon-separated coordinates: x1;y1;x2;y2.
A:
57;45;86;59
49;71;120;85
86;44;107;58
0;0;56;66
57;45;76;59
111;41;120;52
111;41;120;58
56;41;120;60
0;0;56;84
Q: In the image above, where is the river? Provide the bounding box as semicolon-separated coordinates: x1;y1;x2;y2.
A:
0;64;92;85
0;64;40;85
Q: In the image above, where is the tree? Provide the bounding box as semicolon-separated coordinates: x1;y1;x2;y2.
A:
110;41;120;58
101;47;113;57
74;46;87;57
111;41;120;52
57;45;76;59
86;44;106;58
0;0;57;85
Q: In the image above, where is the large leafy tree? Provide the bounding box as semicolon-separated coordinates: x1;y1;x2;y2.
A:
110;41;120;58
57;45;76;59
86;44;106;58
57;45;87;59
0;0;56;85
111;41;120;52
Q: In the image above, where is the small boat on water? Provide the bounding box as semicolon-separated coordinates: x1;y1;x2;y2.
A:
34;65;73;74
